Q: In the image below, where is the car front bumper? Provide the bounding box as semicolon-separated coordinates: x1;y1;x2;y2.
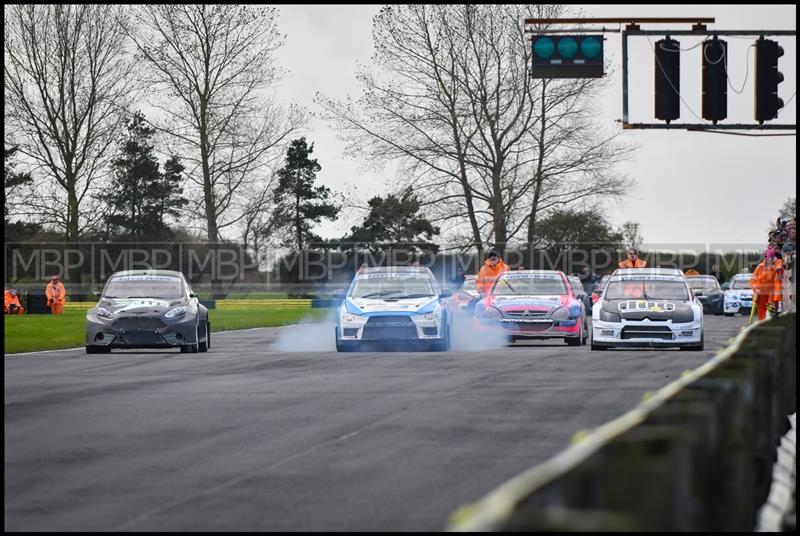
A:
86;314;199;348
473;317;583;339
591;319;702;348
337;314;446;342
724;297;753;314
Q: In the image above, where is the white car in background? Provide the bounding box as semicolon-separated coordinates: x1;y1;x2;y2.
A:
591;268;704;351
723;273;754;316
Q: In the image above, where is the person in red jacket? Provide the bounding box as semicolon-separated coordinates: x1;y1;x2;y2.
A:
476;250;510;295
750;248;783;321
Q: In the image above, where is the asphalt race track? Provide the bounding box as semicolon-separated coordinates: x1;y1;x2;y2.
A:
5;315;748;531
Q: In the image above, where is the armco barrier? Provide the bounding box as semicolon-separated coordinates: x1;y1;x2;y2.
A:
448;313;795;532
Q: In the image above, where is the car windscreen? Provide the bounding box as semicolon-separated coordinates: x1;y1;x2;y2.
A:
688;277;719;290
350;274;435;299
604;279;690;300
103;275;184;299
492;275;567;296
731;278;751;290
568;278;583;294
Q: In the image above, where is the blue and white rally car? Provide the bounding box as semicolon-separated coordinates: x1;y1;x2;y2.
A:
723;273;754;316
335;266;453;352
591;268;704;351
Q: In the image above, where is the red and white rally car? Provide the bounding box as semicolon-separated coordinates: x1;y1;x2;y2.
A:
472;270;589;346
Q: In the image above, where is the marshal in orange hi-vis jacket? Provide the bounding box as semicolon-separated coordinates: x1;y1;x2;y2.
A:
4;289;24;315
750;250;783;321
476;252;510;295
619;248;647;269
45;275;66;315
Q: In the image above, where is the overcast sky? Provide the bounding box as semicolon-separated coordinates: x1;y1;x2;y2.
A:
271;4;796;247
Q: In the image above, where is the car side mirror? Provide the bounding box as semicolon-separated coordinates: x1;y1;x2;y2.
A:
189;292;197;298
440;289;453;298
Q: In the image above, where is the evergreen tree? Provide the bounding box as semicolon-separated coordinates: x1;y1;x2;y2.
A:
534;208;624;250
344;187;440;252
4;146;32;221
4;146;40;242
100;113;187;241
271;138;340;250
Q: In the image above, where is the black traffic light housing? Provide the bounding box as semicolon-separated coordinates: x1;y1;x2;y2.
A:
654;37;680;123
754;37;784;123
531;35;604;78
702;37;728;123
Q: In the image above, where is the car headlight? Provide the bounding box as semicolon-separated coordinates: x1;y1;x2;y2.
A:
551;307;569;321
480;307;502;321
343;313;357;322
164;306;187;319
423;312;437;321
599;309;621;322
96;307;114;319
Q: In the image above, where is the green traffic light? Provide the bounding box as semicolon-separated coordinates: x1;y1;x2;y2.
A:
557;37;578;58
580;37;602;59
534;37;555;58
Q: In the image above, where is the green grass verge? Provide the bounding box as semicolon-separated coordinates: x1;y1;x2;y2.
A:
4;303;332;354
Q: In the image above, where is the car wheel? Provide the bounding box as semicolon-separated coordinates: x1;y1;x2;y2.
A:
566;331;582;346
335;328;359;352
680;334;704;351
183;325;199;353
582;319;589;345
85;345;110;354
429;321;451;352
199;320;210;353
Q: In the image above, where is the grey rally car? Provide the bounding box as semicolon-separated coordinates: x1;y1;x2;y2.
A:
85;270;210;354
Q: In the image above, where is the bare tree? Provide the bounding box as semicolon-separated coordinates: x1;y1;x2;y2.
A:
124;5;305;242
4;4;138;241
317;4;634;256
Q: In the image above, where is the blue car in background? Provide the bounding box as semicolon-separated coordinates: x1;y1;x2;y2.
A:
335;266;453;352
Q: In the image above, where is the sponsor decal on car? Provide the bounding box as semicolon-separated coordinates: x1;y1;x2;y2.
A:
617;300;677;312
359;273;421;279
617;275;684;281
113;275;179;282
500;272;563;280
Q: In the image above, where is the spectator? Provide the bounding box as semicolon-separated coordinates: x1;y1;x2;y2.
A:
685;268;700;276
4;288;24;315
710;264;724;284
578;266;600;294
45;275;66;315
357;263;368;274
782;218;796;257
450;267;466;288
750;248;782;321
619;247;647;268
781;218;795;312
769;229;786;260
